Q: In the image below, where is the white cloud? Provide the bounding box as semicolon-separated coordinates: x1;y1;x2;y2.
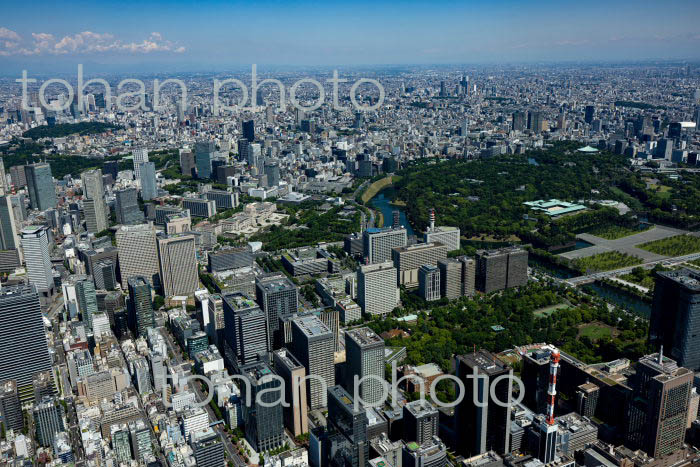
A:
0;27;185;56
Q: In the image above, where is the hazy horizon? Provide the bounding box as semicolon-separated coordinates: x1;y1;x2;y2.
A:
2;0;700;74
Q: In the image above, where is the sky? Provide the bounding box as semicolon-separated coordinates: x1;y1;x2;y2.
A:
1;0;700;73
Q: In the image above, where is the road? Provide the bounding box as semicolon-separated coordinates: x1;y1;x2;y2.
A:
159;326;246;467
565;251;700;286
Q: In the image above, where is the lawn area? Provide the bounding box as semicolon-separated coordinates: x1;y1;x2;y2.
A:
578;323;613;341
618;268;655;290
534;303;570;318
637;234;700;257
570;251;643;274
586;224;651;240
687;259;700;269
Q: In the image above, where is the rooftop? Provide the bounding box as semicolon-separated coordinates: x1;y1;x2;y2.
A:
346;327;384;347
458;350;509;375
293;314;331;338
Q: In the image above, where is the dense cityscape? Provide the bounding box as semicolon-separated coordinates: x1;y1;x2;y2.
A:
2;2;700;467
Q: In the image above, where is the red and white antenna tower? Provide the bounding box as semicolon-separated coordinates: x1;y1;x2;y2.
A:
546;347;560;425
429;208;435;232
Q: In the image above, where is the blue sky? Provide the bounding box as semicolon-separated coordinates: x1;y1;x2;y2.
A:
2;0;700;72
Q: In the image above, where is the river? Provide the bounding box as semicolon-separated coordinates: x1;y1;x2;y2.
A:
369;188;415;236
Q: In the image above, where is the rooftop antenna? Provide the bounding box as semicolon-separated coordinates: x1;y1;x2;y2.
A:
546;347;561;426
659;345;664;364
429;208;435;232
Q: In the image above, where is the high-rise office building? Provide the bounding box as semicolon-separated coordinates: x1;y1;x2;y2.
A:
626;353;693;458
418;264;441;301
193;428;225;467
240;361;285;452
83;198;103;233
180;150;195;177
345;327;385;406
272;348;309;437
25;163;56;211
222;293;269;368
403;400;439;444
327;385;369;467
111;427;132;464
650;268;700;371
139;161;157;201
358;261;399;317
21;226;55;297
208;246;254;272
402;436;447;467
10;165;27;189
392;242;448;287
204;189;238;210
584;105;595;124
34;396;65;448
132;148;149;180
127;276;154;337
363;227;407;264
0;195;19;252
512;111;526;132
157;234;198;297
437;258;461;300
291;314;336;409
115;224;160;288
115;188;144;225
424;226;461;253
0;157;7;195
455;350;511;456
0;380;24;432
265;162;280;187
248;143;261;169
195;140;214;179
129;419;153;462
81;169;108;232
255;275;299;349
475;247;528;294
75;279;98;331
183;198;217;218
103;160;119;181
243;119;255;142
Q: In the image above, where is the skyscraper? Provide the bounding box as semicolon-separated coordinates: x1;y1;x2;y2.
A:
0;195;19;251
584;105;595;124
81;169;108;232
132;148;149;180
192;428;225;467
0;284;54;404
115;188;145;225
403;400;439;444
115;223;160;288
21;226;55;297
0;157;7;195
180;150;195;177
33;396;65;448
327;385;369;467
243;119;255;142
248;143;261;169
222;292;270;368
75;279;98;332
195;140;214;179
418;264;441;301
358;261;399;317
25;163;56;211
0;380;24;432
255;275;299;349
240;361;285;452
157;234;198;297
363;227;407;264
455;350;511;456
272;348;309;437
345;327;385;406
392;242;448;287
128;276;154;337
475;247;528;294
138;161;157;201
650;269;700;371
291;314;335;409
626;352;692;458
